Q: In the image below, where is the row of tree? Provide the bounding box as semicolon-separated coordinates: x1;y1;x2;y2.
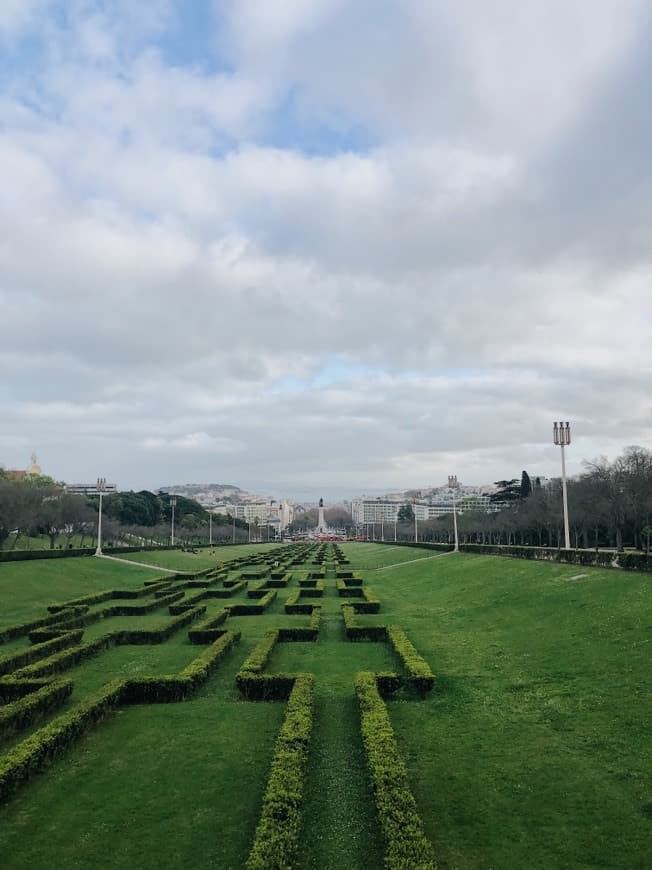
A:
0;473;252;549
407;446;652;550
2;445;651;551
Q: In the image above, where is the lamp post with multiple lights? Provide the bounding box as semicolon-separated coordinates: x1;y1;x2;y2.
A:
448;475;460;552
95;477;106;556
170;496;177;547
553;421;571;549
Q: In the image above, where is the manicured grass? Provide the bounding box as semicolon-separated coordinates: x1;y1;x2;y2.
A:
0;542;649;868
341;544;652;870
122;544;281;571
0;558;162;630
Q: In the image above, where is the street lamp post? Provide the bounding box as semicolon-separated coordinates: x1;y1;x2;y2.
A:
381;511;384;542
209;511;213;547
95;477;106;556
448;475;459;553
170;496;177;547
232;513;236;544
553;422;571;549
414;503;418;543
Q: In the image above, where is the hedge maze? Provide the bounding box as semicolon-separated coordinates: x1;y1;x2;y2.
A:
0;542;436;868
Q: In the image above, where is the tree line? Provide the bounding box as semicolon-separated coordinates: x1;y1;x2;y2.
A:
412;446;652;551
0;474;251;550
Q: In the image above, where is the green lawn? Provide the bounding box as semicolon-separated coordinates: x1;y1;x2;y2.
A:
0;543;650;869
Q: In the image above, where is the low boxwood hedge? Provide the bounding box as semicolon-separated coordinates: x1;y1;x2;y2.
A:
386;626;434;694
245;674;314;870
355;671;435;869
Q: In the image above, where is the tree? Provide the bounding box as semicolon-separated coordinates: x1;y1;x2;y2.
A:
490;480;521;504
397;503;415;522
520;470;532;499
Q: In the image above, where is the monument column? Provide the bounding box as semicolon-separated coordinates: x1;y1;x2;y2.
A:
318;497;326;534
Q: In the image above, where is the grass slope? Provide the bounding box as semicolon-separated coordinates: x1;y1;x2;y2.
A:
0;543;649;869
341;544;652;870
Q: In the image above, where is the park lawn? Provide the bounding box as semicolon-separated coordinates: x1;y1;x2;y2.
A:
0;543;650;869
0;557;165;631
341;544;652;870
121;543;281;572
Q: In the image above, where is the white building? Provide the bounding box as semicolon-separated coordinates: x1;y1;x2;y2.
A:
228;500;294;530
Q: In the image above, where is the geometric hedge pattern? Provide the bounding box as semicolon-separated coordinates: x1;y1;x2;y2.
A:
0;543;435;869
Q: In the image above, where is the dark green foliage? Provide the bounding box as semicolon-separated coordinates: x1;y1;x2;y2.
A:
245;674;314;870
342;606;387;642
386;626;434;694
350;587;380;613
397;503;415;522
187;609;230;644
520;470;533;499
355;671;436;869
0;679;124;802
0;607;89;645
459;543;618;568
0;679;73;739
337;580;364;597
0;631;83;676
121;631;240;702
228;589;276;615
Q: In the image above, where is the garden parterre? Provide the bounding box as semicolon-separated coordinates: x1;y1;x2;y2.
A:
0;542;649;869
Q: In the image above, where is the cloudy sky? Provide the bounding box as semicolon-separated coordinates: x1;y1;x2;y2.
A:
1;1;651;500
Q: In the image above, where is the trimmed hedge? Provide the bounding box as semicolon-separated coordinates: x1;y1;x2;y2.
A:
341;606;387;642
0;630;241;799
350;587;381;613
0;679;124;802
337;579;364;598
229;589;277;616
0;630;84;677
120;631;241;703
355;671;436;869
279;607;321;642
245;674;315;870
205;580;248;598
188;609;230;645
0;678;73;739
0;607;89;644
456;542;652;572
387;626;434;694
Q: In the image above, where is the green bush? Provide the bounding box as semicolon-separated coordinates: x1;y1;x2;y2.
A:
350;587;381;613
387;626;434;694
188;609;230;644
337;579;364;598
341;605;387;642
121;631;241;702
355;671;436;869
0;678;73;740
0;679;124;802
245;674;315;870
0;630;84;676
229;589;276;615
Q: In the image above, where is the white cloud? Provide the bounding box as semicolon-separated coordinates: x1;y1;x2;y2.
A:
1;1;651;494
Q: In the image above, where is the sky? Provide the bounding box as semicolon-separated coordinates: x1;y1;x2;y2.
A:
1;1;651;501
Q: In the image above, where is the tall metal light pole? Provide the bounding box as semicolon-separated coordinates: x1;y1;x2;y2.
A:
553;421;571;549
448;475;460;553
414;503;418;543
232;512;236;544
170;496;177;547
95;477;106;556
380;510;384;542
209;511;213;547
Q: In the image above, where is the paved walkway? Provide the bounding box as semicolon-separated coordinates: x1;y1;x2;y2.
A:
96;554;189;574
374;550;455;570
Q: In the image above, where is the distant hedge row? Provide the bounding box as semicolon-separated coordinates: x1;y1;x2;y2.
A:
375;538;652;572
